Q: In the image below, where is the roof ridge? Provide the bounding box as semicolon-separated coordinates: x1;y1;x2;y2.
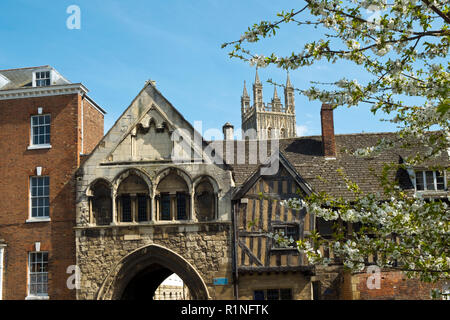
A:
335;131;397;136
0;65;51;72
209;132;402;143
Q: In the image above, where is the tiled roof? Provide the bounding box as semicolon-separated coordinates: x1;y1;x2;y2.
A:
281;133;408;200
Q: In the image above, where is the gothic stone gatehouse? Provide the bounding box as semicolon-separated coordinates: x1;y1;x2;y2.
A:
75;82;235;300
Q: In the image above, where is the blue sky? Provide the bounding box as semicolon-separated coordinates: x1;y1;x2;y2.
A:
0;0;400;138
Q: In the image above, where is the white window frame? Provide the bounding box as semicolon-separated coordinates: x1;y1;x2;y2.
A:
28;114;52;150
414;170;447;191
27;176;51;223
26;251;49;300
0;245;5;300
33;70;51;87
442;285;450;300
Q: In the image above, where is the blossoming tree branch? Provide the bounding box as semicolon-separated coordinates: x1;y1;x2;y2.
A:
223;0;449;295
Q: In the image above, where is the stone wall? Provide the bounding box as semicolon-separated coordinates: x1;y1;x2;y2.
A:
76;222;234;300
312;265;343;300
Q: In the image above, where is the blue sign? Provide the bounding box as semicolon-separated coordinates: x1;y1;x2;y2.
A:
213;278;228;285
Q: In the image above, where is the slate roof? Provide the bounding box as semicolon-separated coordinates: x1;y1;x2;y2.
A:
0;65;107;114
0;65;70;90
217;132;449;200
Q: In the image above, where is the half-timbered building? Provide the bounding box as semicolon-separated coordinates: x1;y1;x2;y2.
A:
226;98;449;300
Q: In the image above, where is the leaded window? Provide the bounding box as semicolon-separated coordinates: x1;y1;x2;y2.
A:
176;193;187;220
137;195;148;222
253;289;292;300
272;225;299;248
161;194;171;220
121;195;132;222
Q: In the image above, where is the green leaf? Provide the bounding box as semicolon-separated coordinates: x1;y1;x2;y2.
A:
437;99;450;116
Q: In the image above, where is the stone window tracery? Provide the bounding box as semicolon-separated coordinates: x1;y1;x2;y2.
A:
194;178;216;221
116;174;150;223
156;172;190;221
88;180;112;226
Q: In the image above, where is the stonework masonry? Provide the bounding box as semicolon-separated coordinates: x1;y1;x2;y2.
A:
241;71;297;140
75;83;236;300
76;223;233;300
154;284;190;300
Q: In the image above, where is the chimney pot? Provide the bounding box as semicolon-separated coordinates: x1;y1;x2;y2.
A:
223;122;234;140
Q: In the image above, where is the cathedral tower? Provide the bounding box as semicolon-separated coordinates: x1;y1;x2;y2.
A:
241;70;296;139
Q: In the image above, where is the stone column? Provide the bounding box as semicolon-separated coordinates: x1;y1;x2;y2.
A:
147;197;151;222
152;187;157;221
130;194;137;223
191;191;196;222
153;194;158;221
111;191;118;225
170;193;176;221
214;193;218;221
117;197;122;223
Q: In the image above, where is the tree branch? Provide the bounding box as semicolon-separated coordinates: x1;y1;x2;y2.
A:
421;0;450;24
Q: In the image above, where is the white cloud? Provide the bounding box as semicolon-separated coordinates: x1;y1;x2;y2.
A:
296;125;309;137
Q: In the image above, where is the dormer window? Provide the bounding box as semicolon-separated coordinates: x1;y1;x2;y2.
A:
0;73;10;89
415;170;446;191
34;71;51;87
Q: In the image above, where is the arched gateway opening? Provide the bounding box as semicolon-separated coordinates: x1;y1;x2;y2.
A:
97;244;210;300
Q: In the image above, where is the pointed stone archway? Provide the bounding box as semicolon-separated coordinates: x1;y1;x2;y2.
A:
96;244;210;300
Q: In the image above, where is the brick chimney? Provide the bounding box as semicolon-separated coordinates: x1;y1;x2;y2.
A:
320;103;336;158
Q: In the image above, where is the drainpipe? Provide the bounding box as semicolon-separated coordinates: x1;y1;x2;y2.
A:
231;200;239;299
80;93;85;155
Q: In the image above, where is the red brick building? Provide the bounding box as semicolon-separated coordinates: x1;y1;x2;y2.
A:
0;66;105;300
